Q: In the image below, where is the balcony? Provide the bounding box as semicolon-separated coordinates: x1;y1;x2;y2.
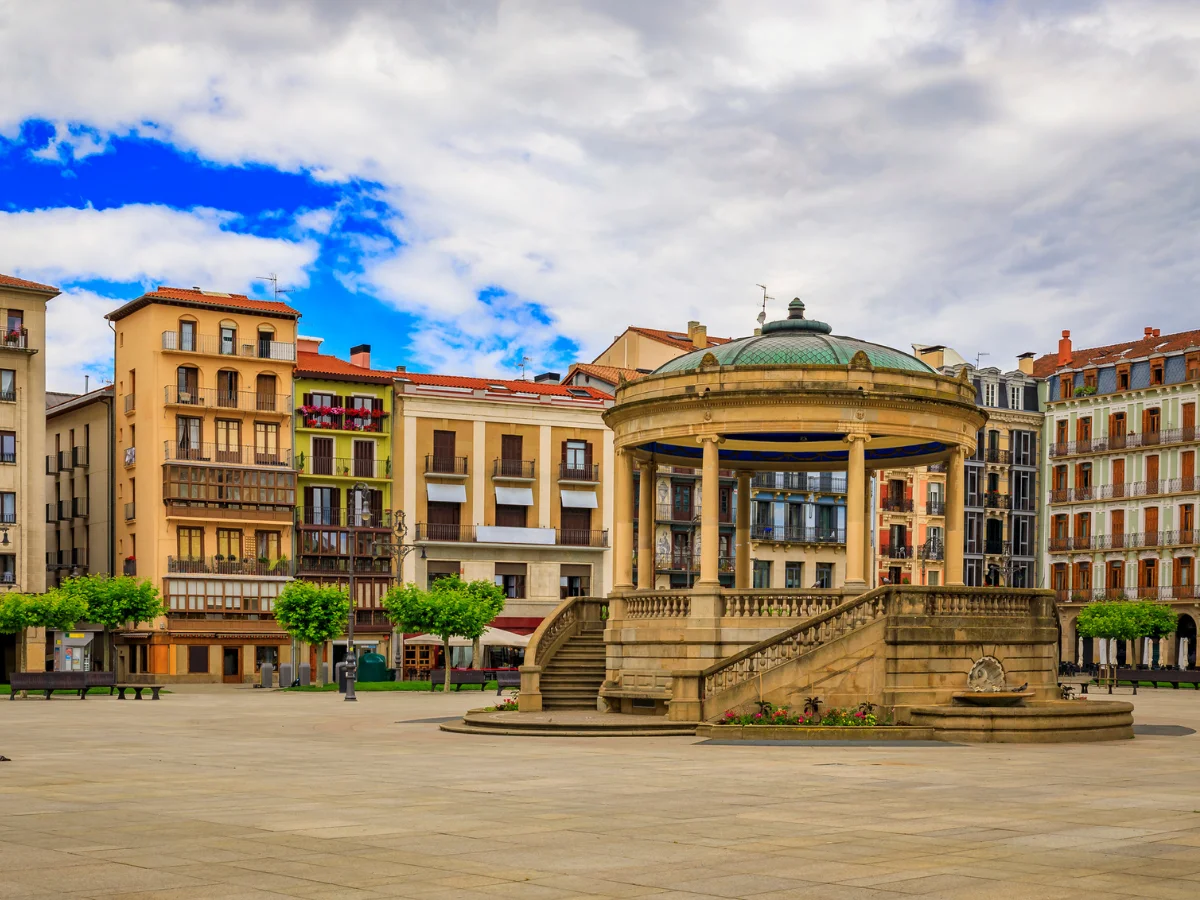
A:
918;543;945;561
1050;428;1199;458
72;446;89;467
57;450;71;470
298;455;389;479
925;500;945;516
425;455;467;476
46;549;88;569
984;448;1011;464
296;557;394;575
124;502;136;521
927;462;947;473
296;406;386;433
164;502;293;523
983;539;1009;556
45;504;54;523
162;330;296;361
0;327;29;350
72;497;88;518
123;393;135;413
162;441;293;468
882;497;914;513
559;462;599;483
1051;477;1199;504
0;507;13;525
413;523;608;547
0;449;15;464
124;447;136;467
984;491;1010;509
166;386;292;414
750;524;845;544
656;503;696;523
167;556;291;576
0;388;13;403
493;459;535;479
653;552;734;573
879;541;914;559
296;507;394;528
45;455;59;474
751;472;846;493
557;528;609;548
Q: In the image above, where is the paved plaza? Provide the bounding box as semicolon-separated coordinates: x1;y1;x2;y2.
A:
3;688;1200;899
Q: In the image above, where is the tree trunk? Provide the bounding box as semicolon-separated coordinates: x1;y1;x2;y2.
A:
443;637;452;692
471;636;481;670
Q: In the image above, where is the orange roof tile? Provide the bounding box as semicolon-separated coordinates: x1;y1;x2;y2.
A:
106;285;300;321
0;272;59;294
628;326;731;352
1032;327;1200;378
566;362;645;385
296;350;395;384
401;371;611;399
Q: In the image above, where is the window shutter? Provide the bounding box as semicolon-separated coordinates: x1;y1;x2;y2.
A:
303;393;312;406
303;486;313;519
370;489;383;524
584;441;593;467
560;441;567;464
332;487;342;517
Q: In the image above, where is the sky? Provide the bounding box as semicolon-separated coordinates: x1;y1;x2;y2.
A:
3;1;1200;393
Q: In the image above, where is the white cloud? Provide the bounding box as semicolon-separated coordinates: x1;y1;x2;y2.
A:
5;1;1200;371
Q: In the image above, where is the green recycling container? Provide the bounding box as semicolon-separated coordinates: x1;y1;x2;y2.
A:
356;652;390;683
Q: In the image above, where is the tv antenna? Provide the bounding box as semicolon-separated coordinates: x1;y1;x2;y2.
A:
755;284;773;329
975;352;990;368
257;273;291;302
516;356;532;381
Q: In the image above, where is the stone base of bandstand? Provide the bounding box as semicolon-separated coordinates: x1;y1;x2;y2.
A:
908;700;1135;743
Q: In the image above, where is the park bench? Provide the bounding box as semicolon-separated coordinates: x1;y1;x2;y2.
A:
10;670;114;699
1058;677;1092;699
112;684;163;700
428;668;490;691
494;669;520;694
1114;667;1200;694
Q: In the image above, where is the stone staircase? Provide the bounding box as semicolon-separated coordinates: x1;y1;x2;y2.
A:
539;626;605;710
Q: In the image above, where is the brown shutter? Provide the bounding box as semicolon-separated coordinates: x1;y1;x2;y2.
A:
303;486;313;524
370;489;383;524
303;393;313;406
1183;451;1195;480
584;441;593;468
560;440;567;464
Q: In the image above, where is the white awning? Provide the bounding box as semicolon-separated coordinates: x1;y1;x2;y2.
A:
495;486;534;506
405;627;529;648
560;489;598;509
426;483;467;503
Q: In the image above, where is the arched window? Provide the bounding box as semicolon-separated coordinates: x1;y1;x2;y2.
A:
217;370;239;408
176;365;199;404
178;318;198;352
219;320;238;356
256;325;276;360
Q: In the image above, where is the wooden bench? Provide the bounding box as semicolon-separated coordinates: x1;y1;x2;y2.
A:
1058;677;1093;699
10;670;115;699
1114;668;1200;694
428;668;490;691
494;670;520;694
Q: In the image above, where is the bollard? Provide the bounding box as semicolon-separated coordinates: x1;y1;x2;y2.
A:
299;663;311;687
318;662;329;686
260;663;273;689
279;662;293;686
335;661;348;693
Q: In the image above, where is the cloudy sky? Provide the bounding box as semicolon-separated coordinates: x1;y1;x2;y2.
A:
3;0;1199;391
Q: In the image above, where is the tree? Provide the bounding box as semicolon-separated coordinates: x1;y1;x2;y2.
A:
1075;601;1142;644
383;575;506;692
0;590;89;674
274;581;351;682
55;575;164;673
1133;601;1178;640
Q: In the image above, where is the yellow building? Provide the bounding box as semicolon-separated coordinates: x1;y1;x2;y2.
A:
107;286;300;683
396;371;613;663
0;273;56;681
294;337;397;663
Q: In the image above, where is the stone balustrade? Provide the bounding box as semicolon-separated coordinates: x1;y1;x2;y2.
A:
720;589;845;619
625;593;690;618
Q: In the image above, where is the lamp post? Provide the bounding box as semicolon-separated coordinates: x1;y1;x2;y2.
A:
343;481;370;702
367;510;419;677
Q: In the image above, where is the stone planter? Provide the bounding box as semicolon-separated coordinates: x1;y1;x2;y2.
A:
696;724;936;741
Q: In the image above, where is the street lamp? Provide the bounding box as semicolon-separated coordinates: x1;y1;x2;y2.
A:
343;481;370;702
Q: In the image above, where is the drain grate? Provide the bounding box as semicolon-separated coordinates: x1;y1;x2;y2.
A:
1133;724;1196;737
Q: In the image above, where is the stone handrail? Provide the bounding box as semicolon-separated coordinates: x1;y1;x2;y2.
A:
721;589;846;618
701;587;891;700
922;589;1035;616
525;594;607;668
625;592;690;618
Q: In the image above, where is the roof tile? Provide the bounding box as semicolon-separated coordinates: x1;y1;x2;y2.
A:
0;272;59;294
107;285;300;320
1032;328;1200;378
628;327;731;352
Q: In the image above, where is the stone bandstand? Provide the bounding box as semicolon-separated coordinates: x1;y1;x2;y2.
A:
519;302;1064;726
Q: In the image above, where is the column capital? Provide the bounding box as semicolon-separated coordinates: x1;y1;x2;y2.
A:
636;457;657;472
949;444;970;461
696;434;724;446
843;432;871;445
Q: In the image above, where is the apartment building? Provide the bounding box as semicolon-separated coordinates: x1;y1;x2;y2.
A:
107;286;300;683
876;347;1043;588
294;338;396;661
633;463;738;589
398;373;614;635
748;472;848;589
0;273;55;682
1037;327;1199;667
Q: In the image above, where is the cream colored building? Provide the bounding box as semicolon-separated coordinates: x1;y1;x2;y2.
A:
107;286;300;683
396;373;614;632
0;274;55;681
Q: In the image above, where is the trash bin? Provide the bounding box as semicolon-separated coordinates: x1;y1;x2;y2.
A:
335;661;348;693
357;652;389;683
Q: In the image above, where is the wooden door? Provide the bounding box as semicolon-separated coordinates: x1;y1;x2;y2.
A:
672;482;692;520
1107;561;1124;595
427;501;461;540
1146;455;1160;492
1184;402;1196;439
500;434;523;477
352;440;375;478
1183;450;1195;490
1110;509;1125;548
222;647;241;684
312;437;334;475
256;374;277;411
432;430;456;471
1111;458;1125;496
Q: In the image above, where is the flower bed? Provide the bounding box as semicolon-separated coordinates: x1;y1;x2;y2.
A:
698;702;934;741
719;702;880;727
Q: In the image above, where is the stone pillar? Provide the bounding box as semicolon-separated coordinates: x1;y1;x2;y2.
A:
844;435;869;590
735;471;752;590
863;470;874;589
697;436;722;587
637;459;657;590
613;448;634;591
945;446;966;586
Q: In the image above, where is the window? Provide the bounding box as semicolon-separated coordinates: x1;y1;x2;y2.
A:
255;531;281;560
1188;353;1200;381
254;422;280;463
494;563;527;599
6;309;22;337
815;562;834;589
432;430;457;472
1077;417;1092;442
217;370;238;407
1059;377;1072;400
215;419;241;462
785;561;804;588
1055;419;1068;449
257;328;275;359
1116;364;1130;391
0;431;15;463
179;319;197;352
1053;465;1068;492
216;529;243;559
0;553;13;583
426;561;460;588
0;492;14;524
1083;369;1097;390
188;645;209;674
495;504;526;528
928;570;940;586
255;646;278;673
752;559;772;589
219;324;237;355
256;374;277;411
177;526;203;560
0;369;14;402
1144;407;1161;438
176;416;202;458
563;439;590;478
175;366;199;404
1008;385;1022;411
1150;359;1164;385
163;465;295;507
560;564;591;599
983;382;997;407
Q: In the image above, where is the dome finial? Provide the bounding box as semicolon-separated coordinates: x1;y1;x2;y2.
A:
788;298;806;320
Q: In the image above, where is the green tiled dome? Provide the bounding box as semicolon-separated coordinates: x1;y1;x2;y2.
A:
653;299;936;376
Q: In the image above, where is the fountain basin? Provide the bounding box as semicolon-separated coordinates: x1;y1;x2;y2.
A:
909;700;1134;743
951;690;1035;707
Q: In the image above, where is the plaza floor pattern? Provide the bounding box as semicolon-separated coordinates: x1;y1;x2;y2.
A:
3;686;1200;899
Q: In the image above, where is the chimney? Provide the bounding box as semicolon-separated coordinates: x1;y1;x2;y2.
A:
350;343;371;369
1057;330;1072;367
1144;326;1154;339
1016;352;1035;376
296;335;324;354
395;365;406;374
1153;328;1161;338
534;371;561;384
688;320;707;349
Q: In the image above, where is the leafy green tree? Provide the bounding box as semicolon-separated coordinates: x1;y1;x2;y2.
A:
54;575;164;672
1076;601;1142;643
1132;601;1178;640
383;575;506;692
0;590;89;673
274;581;351;681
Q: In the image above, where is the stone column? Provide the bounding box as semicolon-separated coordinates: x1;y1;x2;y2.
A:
637;459;657;590
613;448;634;591
844;435;869;591
945;446;966;586
862;470;874;589
735;471;752;590
697;436;722;587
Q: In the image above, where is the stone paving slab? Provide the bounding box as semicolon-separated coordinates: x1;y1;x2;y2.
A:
2;686;1200;897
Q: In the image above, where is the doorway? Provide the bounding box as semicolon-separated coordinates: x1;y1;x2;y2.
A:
222;647;241;683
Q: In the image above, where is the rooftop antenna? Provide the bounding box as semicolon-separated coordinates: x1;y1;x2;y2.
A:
256;273;291;302
755;284;773;330
516;356;532;381
975;352;990;369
